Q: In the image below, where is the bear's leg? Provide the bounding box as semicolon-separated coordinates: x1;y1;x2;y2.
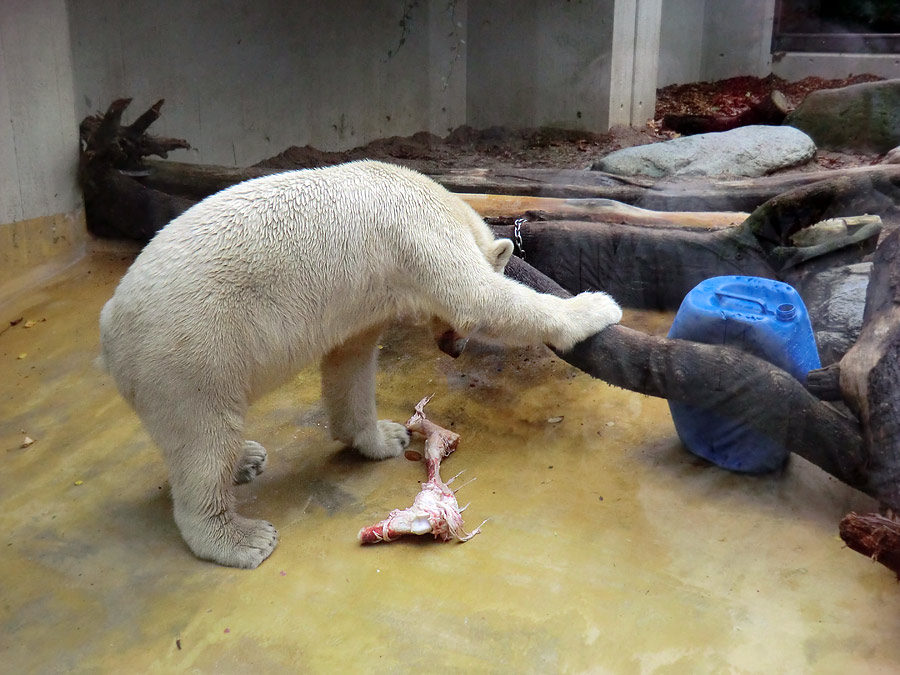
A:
426;264;622;353
145;400;278;569
321;325;410;460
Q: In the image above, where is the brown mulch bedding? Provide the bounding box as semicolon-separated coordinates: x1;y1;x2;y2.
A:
655;73;884;119
255;74;887;174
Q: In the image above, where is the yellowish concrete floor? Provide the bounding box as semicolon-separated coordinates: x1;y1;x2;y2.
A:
2;249;899;675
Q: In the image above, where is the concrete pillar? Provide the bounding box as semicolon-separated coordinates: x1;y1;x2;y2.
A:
0;0;86;299
427;0;467;137
609;0;663;127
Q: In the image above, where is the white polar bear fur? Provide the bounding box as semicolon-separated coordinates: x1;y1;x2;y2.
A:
99;160;621;569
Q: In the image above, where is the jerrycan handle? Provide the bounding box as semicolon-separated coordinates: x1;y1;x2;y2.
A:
713;291;770;315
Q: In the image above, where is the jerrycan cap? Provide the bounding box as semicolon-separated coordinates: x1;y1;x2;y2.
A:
775;303;796;321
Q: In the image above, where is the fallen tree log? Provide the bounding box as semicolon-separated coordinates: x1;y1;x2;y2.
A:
661;90;790;135
460;193;746;228
491;218;772;310
142;158;900;214
427;165;900;213
490;181;883;310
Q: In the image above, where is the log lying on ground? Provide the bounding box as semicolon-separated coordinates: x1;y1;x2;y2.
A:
80;100;897;248
142;158;900;214
503;255;882;506
426;165;900;213
461;193;747;228
662;90;790;135
491;176;884;310
491;218;772;310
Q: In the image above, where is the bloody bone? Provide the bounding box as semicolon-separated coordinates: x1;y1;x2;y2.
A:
358;395;484;544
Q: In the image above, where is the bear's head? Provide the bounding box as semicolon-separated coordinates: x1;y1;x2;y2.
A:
432;237;514;358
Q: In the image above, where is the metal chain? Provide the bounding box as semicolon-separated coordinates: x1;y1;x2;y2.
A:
513;217;526;260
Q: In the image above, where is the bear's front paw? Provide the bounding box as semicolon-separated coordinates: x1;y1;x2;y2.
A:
353;420;411;460
553;292;623;352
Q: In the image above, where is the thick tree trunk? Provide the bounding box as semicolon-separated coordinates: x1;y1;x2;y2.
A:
837;227;900;511
491;219;771;310
490;190;881;311
429;164;900;213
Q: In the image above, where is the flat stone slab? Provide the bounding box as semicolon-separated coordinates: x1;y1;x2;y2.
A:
786;79;900;154
593;125;816;179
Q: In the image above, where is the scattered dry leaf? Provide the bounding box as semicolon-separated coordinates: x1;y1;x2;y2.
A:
547;416;564;424
23;320;36;328
17;353;26;360
21;436;35;448
74;480;83;486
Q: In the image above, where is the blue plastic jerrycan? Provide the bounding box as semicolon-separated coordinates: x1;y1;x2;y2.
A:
667;276;821;473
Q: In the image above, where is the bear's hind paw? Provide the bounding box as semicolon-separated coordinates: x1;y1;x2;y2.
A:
234;440;268;485
182;513;279;569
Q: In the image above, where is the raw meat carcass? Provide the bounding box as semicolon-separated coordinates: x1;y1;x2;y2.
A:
358;395;485;544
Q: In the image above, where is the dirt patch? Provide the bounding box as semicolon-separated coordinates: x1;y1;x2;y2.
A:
255;125;667;173
255;75;887;175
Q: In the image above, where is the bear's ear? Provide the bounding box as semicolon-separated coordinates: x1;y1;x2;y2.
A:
491;239;514;272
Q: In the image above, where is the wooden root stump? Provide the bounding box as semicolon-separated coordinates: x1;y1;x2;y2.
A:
839;513;900;579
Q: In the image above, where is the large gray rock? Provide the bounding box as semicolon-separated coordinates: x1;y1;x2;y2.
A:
786;79;900;154
881;145;900;164
593;125;816;179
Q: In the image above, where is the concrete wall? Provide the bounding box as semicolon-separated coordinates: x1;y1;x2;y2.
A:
67;0;468;166
467;0;614;132
658;0;778;86
0;0;86;299
0;0;82;224
700;0;776;81
609;0;663;126
657;0;706;87
773;53;900;81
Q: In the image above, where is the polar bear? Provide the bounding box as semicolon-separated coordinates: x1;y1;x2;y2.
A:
99;160;621;568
